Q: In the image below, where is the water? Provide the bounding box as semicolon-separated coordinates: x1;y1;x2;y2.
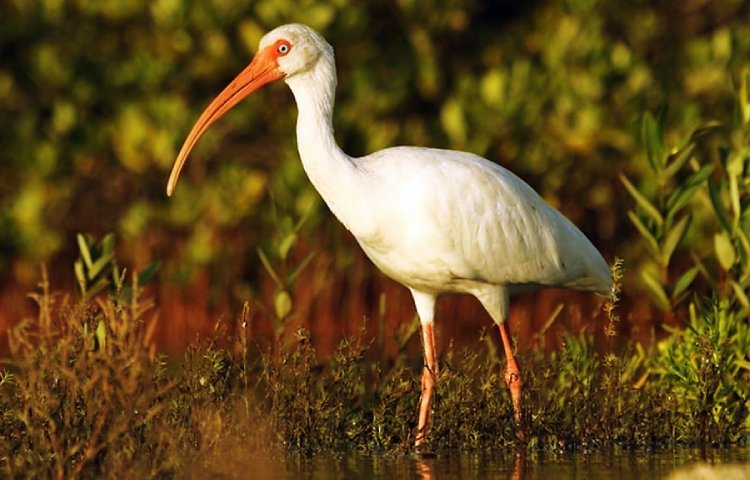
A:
261;448;750;480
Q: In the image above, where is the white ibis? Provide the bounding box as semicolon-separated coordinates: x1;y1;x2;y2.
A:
167;24;612;448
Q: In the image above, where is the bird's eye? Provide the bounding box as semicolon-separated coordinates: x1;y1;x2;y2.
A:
277;42;290;55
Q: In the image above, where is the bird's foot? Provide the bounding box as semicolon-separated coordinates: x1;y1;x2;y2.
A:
414;430;436;458
413;448;437;460
504;369;525;442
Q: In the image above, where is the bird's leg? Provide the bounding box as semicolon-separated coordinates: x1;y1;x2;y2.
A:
498;321;524;440
415;321;438;449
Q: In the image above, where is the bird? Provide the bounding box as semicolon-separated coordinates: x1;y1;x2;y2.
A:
166;23;612;449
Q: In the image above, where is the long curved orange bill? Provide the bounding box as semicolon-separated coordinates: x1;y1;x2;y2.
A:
166;46;284;196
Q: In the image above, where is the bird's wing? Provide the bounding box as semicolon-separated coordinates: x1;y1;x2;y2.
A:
357;147;611;293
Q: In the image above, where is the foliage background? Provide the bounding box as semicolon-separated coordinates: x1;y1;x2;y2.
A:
1;0;749;351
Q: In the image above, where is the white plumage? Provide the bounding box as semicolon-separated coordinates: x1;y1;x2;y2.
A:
167;23;612;449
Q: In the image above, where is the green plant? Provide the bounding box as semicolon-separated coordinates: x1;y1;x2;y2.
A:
262;328;325;454
0;235;272;478
621;112;719;312
699;68;750;317
429;340;514;449
74;232;159;304
623;68;750;320
616;70;750;447
256;210;316;358
650;297;750;444
3;267;174;478
4;0;750;351
73;232;158;351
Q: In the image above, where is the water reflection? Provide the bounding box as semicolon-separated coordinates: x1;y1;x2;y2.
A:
272;447;749;480
407;447;749;480
415;456;432;480
513;451;526;480
414;450;526;480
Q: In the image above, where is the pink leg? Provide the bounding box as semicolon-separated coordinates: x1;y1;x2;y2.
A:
499;321;524;439
415;322;438;448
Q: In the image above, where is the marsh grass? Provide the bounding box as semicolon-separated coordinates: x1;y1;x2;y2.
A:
0;263;748;478
1;268;175;478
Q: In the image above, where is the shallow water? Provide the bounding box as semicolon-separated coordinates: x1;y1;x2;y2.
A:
262;447;750;480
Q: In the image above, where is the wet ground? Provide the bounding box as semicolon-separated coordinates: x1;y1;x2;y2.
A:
233;447;750;480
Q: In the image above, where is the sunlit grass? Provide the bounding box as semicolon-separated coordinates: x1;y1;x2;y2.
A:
0;260;747;478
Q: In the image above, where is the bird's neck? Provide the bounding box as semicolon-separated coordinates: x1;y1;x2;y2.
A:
285;58;365;229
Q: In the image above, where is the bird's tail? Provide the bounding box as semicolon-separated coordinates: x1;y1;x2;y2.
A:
563;249;613;297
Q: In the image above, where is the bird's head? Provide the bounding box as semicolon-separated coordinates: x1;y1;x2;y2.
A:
166;23;331;196
260;23;332;79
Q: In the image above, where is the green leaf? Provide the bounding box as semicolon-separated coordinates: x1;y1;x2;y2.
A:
737;359;750;372
87;278;110;299
88;251;114;280
627;211;660;259
714;232;736;270
665;165;714;221
278;233;297;261
672;267;698;299
662;215;690;265
74;259;86;297
101;233;116;256
690;253;717;292
642;111;665;171
620;175;663;226
739;68;749;124
293;207;314;233
440;97;467;145
288;251;316;285
731;280;750;310
641;270;670;311
257;248;283;287
274;290;292;319
113;265;125;292
663;143;695;178
707;179;732;233
95;319;107;350
727;152;742;225
737;228;750;261
137;261;160;286
687;163;715;187
77;233;93;270
688;120;723;142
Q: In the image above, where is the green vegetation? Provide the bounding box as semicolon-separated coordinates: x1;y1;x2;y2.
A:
0;236;747;477
1;0;750;320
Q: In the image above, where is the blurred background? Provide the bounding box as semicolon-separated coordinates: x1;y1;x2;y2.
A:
1;0;748;354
